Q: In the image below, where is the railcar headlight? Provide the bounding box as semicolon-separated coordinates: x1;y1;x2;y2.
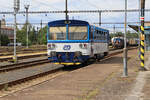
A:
79;44;83;48
79;43;88;49
48;44;56;50
50;51;56;57
75;51;82;57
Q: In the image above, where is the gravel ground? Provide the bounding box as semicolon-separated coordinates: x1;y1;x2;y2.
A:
0;49;145;100
141;51;150;100
90;50;150;100
83;49;140;100
0;63;61;85
142;72;150;100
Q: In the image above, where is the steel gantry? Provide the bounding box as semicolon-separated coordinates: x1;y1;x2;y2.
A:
0;9;150;15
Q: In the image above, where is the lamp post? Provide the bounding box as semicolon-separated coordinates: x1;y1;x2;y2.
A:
65;0;68;20
99;11;102;26
13;0;20;63
25;4;29;48
123;0;128;77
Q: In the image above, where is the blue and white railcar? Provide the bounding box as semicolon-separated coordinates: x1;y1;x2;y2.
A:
47;20;109;65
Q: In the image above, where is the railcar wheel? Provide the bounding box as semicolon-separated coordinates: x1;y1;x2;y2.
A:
104;52;108;56
94;54;99;61
64;65;68;67
95;54;104;61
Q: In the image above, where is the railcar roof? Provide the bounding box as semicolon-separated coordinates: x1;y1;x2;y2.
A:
48;20;89;27
90;25;109;32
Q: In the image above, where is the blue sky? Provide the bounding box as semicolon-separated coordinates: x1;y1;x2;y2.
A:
0;0;150;32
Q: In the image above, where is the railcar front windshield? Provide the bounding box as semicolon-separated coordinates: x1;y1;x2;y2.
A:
48;26;88;40
49;27;66;40
68;26;88;40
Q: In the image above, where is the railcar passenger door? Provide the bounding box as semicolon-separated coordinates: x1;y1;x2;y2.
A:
90;27;94;56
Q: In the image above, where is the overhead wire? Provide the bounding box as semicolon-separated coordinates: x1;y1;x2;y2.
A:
76;0;100;23
0;0;146;32
32;0;61;11
0;2;12;11
84;0;100;10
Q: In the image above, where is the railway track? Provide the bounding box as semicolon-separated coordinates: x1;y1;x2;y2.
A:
0;51;46;56
0;58;49;73
0;52;47;62
0;46;136;62
0;46;47;56
0;47;137;91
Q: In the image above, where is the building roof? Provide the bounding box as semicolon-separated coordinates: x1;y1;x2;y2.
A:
129;22;150;32
145;22;150;26
1;27;14;31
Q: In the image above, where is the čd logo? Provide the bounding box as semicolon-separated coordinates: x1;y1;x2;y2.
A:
63;45;71;50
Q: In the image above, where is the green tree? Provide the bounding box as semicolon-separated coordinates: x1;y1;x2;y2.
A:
17;25;27;46
17;23;33;46
37;26;47;45
110;32;124;38
126;30;138;38
110;31;138;39
17;23;47;46
29;27;37;45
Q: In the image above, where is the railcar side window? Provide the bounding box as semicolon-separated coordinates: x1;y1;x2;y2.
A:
49;27;66;40
93;29;108;41
90;27;94;39
68;26;88;40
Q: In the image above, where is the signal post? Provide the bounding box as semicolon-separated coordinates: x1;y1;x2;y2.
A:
139;0;147;71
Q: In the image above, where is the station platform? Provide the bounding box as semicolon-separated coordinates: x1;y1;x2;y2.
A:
0;49;150;100
0;52;47;61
